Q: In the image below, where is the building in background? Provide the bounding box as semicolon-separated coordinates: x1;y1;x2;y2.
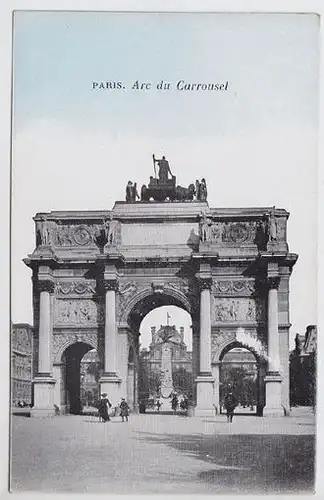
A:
290;325;317;407
11;323;33;405
220;347;258;409
80;349;100;407
139;325;193;400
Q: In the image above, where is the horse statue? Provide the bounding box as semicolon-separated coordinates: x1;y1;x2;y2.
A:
175;183;196;201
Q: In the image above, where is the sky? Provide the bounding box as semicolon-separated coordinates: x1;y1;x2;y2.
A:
11;11;319;348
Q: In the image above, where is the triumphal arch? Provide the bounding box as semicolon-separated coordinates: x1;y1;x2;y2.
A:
24;158;297;417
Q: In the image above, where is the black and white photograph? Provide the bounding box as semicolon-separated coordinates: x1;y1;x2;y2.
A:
8;6;319;495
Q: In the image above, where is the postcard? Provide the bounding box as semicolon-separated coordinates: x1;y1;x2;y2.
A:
9;8;319;495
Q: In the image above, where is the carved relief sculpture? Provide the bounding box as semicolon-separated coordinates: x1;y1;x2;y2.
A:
55;223;102;247
54;299;104;326
211;223;223;243
55;281;96;295
211;330;236;362
212;280;255;296
211;328;267;363
117;281;140;320
52;332;98;363
214;298;263;323
199;220;258;245
222;222;255;243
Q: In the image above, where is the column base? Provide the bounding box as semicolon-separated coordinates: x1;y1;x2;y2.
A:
31;376;56;418
100;373;122;407
195;374;215;416
263;406;285;417
263;372;284;417
30;407;56;418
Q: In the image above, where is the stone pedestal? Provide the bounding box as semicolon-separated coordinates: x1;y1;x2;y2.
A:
30;376;56;418
99;374;121;407
263;373;283;416
195;375;215;416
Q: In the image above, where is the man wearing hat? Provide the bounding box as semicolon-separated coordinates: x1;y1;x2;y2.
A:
98;393;112;422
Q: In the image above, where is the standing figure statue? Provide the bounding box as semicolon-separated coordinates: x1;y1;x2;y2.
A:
39;216;51;246
141;184;149;202
196;178;208;201
267;206;277;242
126;181;133;202
103;213;118;245
133;182;140;202
126;181;140;203
200;178;207;201
255;218;267;250
199;212;212;242
195;179;200;200
153;154;173;184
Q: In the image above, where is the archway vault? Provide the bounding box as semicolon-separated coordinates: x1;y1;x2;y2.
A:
211;329;268;365
53;332;98;364
119;283;194;331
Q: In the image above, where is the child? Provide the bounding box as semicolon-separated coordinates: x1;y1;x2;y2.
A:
119;398;130;422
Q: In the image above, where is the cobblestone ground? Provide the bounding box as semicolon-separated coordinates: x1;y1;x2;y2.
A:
10;408;315;494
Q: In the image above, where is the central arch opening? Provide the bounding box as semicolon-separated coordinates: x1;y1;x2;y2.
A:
129;294;195;414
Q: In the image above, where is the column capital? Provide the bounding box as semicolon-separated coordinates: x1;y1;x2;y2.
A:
37;279;55;294
103;279;119;292
267;276;280;290
197;277;213;291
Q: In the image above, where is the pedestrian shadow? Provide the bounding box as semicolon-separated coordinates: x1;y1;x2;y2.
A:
82;418;125;424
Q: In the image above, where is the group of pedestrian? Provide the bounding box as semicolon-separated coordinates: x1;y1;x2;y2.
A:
97;390;238;423
97;393;130;423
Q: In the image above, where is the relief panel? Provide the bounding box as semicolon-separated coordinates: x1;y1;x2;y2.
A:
213;297;265;323
54;299;104;326
212;280;255;296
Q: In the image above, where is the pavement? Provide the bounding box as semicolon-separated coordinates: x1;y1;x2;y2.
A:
10;408;316;494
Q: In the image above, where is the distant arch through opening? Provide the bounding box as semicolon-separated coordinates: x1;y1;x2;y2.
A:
219;342;260;416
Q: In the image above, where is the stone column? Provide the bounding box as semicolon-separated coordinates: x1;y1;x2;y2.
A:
195;277;214;416
212;363;220;414
127;363;135;408
263;277;284;416
31;279;56;418
99;278;121;406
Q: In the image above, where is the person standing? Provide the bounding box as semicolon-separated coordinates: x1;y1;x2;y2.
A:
98;393;111;422
224;391;237;423
119;398;130;422
171;394;178;414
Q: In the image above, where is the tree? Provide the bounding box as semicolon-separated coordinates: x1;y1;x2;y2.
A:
172;368;193;399
86;362;100;382
148;370;162;397
307;352;316;408
138;357;149;399
220;365;257;406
